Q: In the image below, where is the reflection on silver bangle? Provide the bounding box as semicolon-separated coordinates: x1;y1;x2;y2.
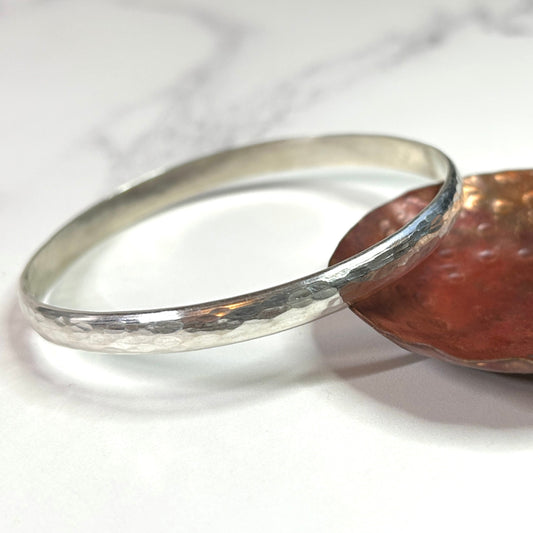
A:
19;135;462;354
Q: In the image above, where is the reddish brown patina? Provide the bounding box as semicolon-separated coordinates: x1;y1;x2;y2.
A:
330;170;533;373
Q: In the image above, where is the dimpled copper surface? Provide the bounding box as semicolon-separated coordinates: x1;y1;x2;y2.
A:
330;170;533;373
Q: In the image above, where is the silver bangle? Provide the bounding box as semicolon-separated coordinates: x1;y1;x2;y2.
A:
19;135;462;354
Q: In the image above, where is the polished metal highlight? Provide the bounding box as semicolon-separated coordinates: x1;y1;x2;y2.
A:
19;135;462;353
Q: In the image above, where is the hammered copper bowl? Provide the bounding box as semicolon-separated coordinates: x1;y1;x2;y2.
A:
330;170;533;373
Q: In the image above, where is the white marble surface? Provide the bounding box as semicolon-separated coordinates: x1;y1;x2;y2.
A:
2;0;533;531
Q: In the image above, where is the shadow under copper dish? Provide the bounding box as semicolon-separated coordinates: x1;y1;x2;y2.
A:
330;170;533;373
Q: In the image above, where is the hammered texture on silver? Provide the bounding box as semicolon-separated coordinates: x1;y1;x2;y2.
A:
19;135;461;353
